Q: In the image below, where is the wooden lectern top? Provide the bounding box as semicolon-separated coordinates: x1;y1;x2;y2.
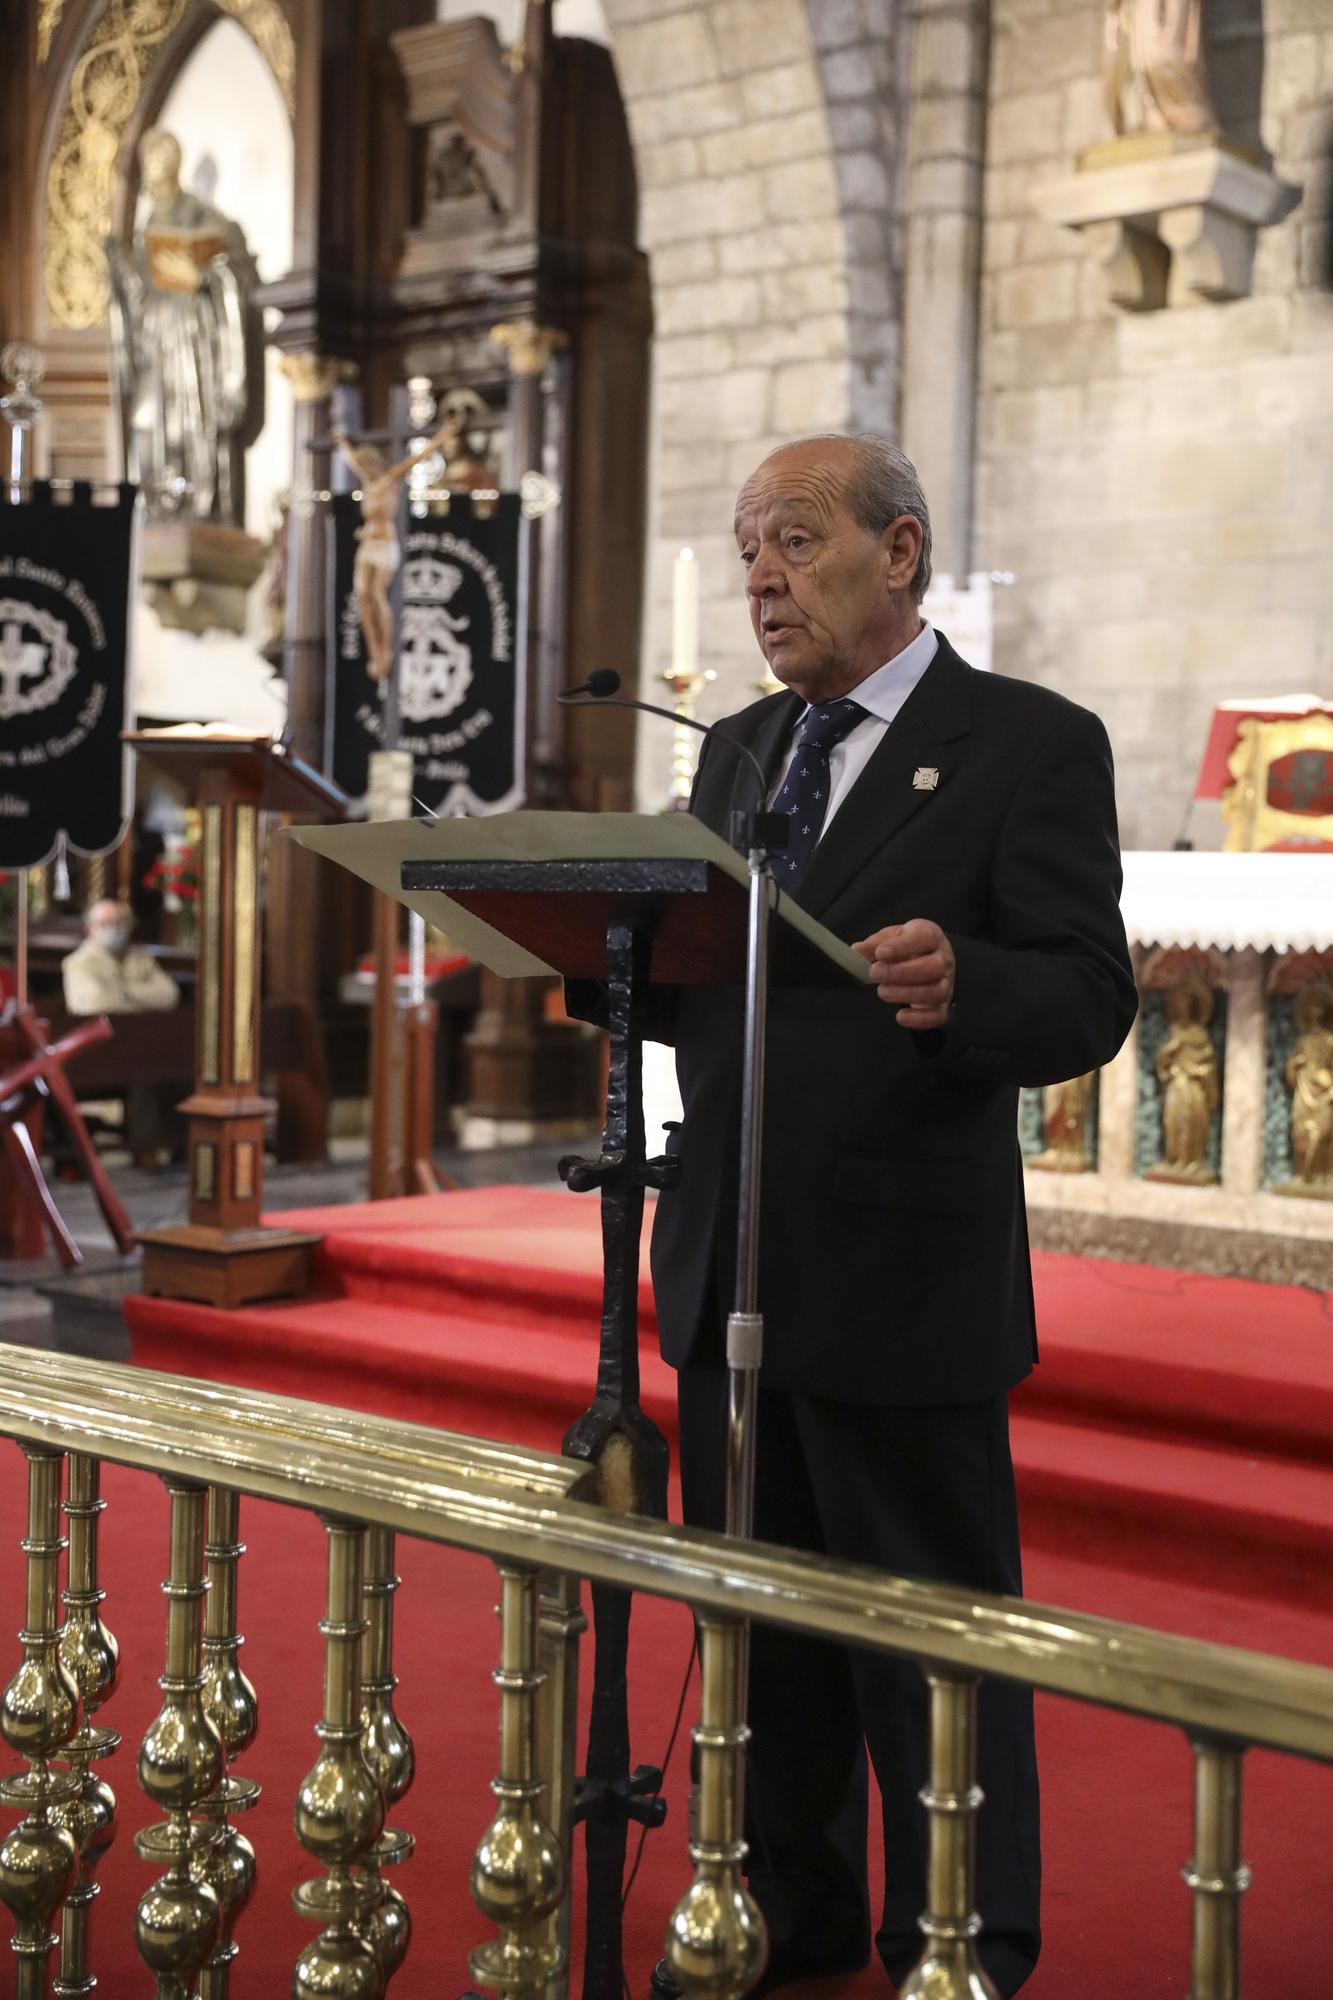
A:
125;727;347;818
290;810;869;989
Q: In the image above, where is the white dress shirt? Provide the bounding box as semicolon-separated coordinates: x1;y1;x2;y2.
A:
768;620;939;838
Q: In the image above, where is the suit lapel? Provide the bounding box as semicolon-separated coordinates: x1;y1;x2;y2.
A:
703;689;802;840
796;637;975;919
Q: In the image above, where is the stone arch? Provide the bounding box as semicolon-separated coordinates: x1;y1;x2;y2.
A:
40;0;293;331
599;0;909;782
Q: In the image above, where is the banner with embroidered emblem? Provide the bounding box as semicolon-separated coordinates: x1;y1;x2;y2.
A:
0;481;138;870
326;489;522;819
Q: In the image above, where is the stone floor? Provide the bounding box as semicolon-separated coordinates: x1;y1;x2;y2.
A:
0;1137;576;1360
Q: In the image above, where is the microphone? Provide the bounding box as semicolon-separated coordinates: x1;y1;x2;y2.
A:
558;668;776;816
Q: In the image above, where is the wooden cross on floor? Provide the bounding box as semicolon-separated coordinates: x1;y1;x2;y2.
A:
0;1002;136;1269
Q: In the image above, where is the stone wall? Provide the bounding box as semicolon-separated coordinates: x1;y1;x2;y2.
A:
599;0;907;804
976;0;1333;849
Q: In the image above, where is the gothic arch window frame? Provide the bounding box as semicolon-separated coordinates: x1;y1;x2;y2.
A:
38;0;295;334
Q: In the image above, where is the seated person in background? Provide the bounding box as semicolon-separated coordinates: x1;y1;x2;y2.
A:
63;899;181;1017
62;899;181;1167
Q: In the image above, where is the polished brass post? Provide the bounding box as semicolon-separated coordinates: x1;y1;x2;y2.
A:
1184;1737;1250;2000
358;1525;413;1986
195;1486;260;2000
293;1516;384;1998
469;1563;565;1999
535;1571;585;2000
663;1614;765;2000
899;1670;998;2000
54;1452;120;1999
0;1444;80;2000
135;1477;225;1999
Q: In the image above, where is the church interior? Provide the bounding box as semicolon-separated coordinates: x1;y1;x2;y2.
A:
0;1;1331;1995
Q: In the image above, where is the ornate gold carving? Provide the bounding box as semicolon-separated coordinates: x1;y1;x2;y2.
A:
38;1;68;63
1275;978;1333;1201
277;354;359;404
1145;972;1220;1185
44;0;295;330
200;804;222;1085
231;805;257;1085
1221;713;1333;853
489;322;570;378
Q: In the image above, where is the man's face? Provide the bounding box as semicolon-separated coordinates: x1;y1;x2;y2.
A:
88;902;131;956
734;443;906;705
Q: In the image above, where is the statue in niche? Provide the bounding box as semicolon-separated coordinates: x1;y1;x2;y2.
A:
1102;0;1218;139
425;126;502;218
1146;974;1220;1184
1283;983;1333;1194
1030;1072;1096;1172
105;128;263;524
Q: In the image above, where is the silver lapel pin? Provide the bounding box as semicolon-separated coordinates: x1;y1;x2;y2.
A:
912;766;940;791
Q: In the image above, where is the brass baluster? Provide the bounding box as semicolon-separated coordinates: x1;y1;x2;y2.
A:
664;1612;765;2000
1184;1736;1250;2000
0;1443;80;2000
54;1452;120;1999
899;1669;998;2000
535;1571;585;2000
196;1485;260;2000
134;1477;225;1999
358;1525;414;1986
469;1563;565;2000
293;1516;384;1997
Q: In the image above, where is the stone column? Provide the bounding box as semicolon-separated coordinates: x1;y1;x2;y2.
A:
899;0;989;581
1220;949;1265;1196
267;354;355;1009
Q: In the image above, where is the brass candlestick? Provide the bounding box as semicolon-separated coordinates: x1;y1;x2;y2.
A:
661;661;716;810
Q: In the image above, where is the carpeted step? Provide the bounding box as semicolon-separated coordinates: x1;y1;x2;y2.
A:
1012;1405;1333;1605
124;1289;676;1452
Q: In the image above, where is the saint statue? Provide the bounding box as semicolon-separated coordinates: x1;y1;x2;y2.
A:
333;417;466;685
1284;983;1333;1194
1146;975;1220;1183
1030;1072;1096;1172
1102;0;1218;139
105;128;263;524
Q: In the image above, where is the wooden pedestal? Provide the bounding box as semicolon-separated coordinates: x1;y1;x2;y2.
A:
127;732;345;1309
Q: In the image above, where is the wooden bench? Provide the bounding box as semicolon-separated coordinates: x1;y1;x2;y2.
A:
36;998;330;1165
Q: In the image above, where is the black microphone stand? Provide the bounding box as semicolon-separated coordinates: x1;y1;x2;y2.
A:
561;681;789;1821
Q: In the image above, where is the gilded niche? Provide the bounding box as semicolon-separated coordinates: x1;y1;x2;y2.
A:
44;0;294;330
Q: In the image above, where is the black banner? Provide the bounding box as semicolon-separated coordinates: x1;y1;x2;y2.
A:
0;483;137;870
327;490;523;817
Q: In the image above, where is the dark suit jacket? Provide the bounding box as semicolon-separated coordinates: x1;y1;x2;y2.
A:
640;632;1137;1407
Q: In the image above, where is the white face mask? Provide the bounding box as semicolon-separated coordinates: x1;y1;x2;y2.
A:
91;922;130;955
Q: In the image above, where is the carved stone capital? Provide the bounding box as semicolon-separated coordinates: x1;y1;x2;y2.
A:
277;355;359;404
489;321;569;378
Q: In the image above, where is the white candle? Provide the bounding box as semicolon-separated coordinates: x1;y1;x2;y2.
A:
672;545;699;679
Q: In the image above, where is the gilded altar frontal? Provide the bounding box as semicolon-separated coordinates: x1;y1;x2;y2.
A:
1;3;1333;1997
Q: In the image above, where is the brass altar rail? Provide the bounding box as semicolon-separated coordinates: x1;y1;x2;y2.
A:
0;1339;1329;1999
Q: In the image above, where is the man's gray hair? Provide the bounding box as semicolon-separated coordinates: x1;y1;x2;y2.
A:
791;433;933;601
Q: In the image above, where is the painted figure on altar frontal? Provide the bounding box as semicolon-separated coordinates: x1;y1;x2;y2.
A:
105;128;262;524
1286;983;1333;1191
1102;0;1217;137
333;416;467;685
1031;1071;1095;1171
1149;974;1220;1182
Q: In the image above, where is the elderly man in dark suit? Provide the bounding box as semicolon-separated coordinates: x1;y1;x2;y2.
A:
636;433;1136;1999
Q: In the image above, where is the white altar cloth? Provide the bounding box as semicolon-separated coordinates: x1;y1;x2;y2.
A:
1120;852;1333;954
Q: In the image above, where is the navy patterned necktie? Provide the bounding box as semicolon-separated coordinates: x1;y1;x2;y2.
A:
770;696;866;888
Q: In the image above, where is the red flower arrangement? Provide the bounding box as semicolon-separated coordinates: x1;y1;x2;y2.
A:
142;850;200;903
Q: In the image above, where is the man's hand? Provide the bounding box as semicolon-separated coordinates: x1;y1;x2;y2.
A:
851;919;956;1030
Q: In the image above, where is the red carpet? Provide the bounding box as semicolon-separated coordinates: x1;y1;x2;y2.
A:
0;1457;1330;1997
124;1187;1333;1606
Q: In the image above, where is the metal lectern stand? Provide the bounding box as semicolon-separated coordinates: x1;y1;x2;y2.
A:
289;810;866;2000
